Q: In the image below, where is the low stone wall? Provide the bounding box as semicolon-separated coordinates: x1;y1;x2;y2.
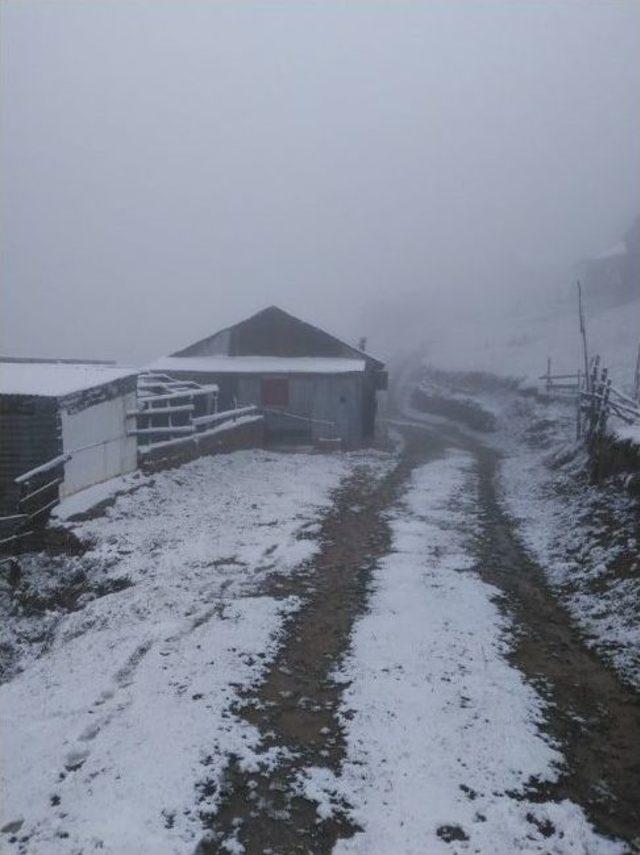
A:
139;417;265;474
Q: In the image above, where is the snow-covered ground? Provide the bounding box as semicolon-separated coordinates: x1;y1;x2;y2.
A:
0;450;355;854
325;450;621;854
496;399;640;689
405;368;640;691
409;290;640;688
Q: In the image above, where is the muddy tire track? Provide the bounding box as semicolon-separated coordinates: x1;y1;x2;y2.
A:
402;404;640;850
472;443;640;850
195;442;439;854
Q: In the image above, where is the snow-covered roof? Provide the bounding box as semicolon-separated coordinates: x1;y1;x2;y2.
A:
147;355;367;375
0;362;138;398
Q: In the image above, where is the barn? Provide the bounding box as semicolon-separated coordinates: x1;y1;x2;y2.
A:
0;359;138;524
148;307;387;448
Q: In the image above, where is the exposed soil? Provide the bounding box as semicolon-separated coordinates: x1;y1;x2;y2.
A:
471;439;640;850
196;441;441;853
404;399;640;850
193;407;640;852
10;567;133;616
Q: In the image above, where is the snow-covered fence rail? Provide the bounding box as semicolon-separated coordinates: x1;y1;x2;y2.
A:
539;358;581;397
192;406;258;430
129;373;219;448
138;405;264;472
138;405;261;455
578;356;640;441
130;373;263;470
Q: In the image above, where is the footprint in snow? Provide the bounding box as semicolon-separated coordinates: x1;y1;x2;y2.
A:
64;747;90;772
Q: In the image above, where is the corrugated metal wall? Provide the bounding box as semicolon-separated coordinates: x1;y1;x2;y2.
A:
237;373;363;447
131;369;367;448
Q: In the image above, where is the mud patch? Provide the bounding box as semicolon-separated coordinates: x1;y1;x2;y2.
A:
11;567;132;617
471;441;640;848
195;440;437;853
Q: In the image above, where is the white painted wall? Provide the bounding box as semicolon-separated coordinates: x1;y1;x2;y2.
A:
59;391;137;497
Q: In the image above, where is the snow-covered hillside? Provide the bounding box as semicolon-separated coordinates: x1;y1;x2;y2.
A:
425;296;639;393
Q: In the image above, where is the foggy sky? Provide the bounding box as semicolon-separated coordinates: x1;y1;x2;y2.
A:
2;1;639;364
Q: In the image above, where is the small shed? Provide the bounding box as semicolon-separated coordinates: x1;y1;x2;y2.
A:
148;306;387;448
0;359;138;519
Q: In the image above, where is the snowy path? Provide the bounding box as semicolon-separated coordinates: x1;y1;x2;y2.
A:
332;447;622;854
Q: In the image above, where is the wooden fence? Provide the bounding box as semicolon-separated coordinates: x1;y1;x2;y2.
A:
540;354;640;442
129;372;220;448
129;372;263;460
578;356;640;441
0;453;70;549
538;358;581;398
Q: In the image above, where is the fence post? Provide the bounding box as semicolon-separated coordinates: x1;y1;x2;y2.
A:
576;370;582;440
593;368;609;437
599;376;612;438
577;281;591;389
588;356;600;437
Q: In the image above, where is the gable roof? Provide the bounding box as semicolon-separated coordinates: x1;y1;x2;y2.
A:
171;306;384;370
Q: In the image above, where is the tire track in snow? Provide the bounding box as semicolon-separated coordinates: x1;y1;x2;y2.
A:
195;447;436;854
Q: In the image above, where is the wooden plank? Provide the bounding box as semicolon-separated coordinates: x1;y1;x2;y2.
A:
609;385;640;409
192;406;257;428
15;454;70;485
26;498;59;520
0;530;35;548
130;404;195;415
18;477;63;506
128;425;195;436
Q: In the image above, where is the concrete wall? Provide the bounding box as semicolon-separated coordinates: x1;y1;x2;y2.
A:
59;390;138;497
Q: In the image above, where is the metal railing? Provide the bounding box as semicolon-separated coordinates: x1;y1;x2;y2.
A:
260;407;337;439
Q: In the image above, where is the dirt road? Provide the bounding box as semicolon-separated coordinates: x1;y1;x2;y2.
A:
199;440;441;853
199;417;640;853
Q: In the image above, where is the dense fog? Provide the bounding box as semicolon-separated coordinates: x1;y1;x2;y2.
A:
2;1;638;364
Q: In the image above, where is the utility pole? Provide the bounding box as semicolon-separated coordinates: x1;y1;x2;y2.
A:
577;281;590;390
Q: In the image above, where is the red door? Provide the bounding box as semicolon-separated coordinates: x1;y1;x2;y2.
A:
261;378;289;407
